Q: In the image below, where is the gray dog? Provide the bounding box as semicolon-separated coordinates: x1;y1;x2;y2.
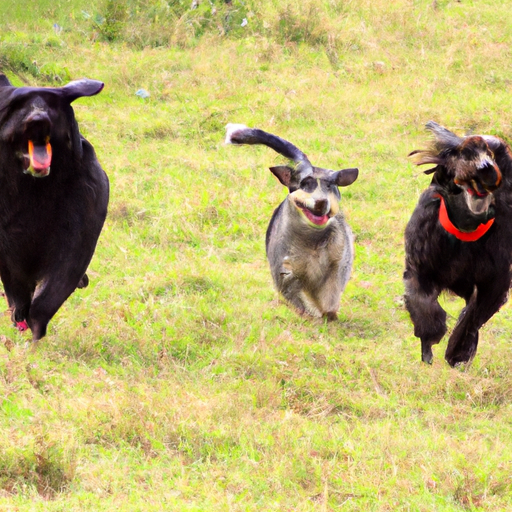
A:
226;124;358;320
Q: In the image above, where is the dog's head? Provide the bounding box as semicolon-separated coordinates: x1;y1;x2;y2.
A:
225;123;359;228
270;164;358;228
410;121;501;215
0;75;103;178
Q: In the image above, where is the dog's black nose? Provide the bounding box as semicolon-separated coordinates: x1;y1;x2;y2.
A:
312;199;329;216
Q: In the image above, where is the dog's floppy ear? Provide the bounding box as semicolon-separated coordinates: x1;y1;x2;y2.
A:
62;79;104;103
409;149;445;167
0;74;12;87
334;168;358;187
270;165;293;187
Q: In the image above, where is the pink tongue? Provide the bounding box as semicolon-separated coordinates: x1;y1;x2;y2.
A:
303;208;329;225
31;145;51;170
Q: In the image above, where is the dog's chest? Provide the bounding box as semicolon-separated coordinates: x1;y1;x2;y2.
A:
288;234;344;282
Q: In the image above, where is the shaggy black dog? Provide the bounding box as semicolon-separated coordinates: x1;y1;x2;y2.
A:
0;74;109;343
404;122;512;366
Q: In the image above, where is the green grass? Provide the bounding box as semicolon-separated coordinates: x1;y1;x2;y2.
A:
2;0;512;509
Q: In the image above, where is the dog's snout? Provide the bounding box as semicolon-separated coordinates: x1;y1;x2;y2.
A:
312;198;329;216
24;111;52;141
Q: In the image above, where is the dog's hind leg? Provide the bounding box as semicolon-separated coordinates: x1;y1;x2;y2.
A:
27;274;83;342
445;279;510;367
404;272;447;364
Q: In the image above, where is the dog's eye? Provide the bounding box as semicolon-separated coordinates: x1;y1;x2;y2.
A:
300;177;316;193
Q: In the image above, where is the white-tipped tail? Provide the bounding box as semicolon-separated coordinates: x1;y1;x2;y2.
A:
225;123;249;144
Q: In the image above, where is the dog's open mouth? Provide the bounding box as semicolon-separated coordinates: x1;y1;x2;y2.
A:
457;183;493;216
466;186;488;198
23;140;52;177
299;206;330;226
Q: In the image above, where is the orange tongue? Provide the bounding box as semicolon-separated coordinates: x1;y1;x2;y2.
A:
28;140;52;170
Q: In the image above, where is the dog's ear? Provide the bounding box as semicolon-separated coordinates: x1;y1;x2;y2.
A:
0;74;12;87
409;149;446;167
334;168;358;187
426;121;462;149
270;165;293;187
62;79;104;103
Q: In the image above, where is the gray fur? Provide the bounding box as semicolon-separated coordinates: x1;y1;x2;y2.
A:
266;200;354;319
226;124;358;320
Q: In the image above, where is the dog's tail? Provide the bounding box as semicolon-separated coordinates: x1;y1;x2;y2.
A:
225;123;311;169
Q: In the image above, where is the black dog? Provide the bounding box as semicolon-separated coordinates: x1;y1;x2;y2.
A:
0;74;109;343
404;121;512;366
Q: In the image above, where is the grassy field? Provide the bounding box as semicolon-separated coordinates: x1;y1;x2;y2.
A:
2;0;512;510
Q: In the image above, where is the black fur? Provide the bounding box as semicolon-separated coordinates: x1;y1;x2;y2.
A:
404;122;512;366
0;74;109;343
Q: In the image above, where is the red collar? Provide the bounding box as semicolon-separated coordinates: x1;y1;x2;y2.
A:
434;193;494;242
